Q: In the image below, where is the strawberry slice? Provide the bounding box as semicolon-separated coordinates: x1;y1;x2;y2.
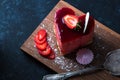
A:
38;45;51;56
38;45;55;59
36;41;48;50
34;35;46;44
34;29;55;59
42;45;51;56
38;29;47;40
48;51;55;59
63;15;81;30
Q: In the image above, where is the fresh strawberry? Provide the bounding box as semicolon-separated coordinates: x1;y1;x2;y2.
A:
42;45;51;56
37;44;55;59
63;15;81;30
36;41;48;50
48;51;55;59
34;29;55;59
38;45;51;56
34;35;46;44
38;29;47;40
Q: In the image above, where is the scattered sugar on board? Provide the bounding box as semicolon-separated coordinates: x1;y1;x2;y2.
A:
54;56;80;71
40;24;59;54
39;20;81;71
96;24;99;28
54;48;59;54
102;46;105;49
54;57;70;71
41;23;45;28
27;42;33;49
54;57;66;66
33;45;36;48
47;37;57;50
98;37;102;40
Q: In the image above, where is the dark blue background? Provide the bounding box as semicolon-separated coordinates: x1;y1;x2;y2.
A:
0;0;120;80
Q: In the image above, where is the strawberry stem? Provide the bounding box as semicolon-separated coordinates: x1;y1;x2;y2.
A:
74;22;82;31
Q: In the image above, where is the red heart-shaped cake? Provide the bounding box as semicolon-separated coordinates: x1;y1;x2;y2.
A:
54;7;95;55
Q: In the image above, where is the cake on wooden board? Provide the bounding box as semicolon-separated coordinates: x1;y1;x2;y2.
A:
54;7;95;55
20;1;120;80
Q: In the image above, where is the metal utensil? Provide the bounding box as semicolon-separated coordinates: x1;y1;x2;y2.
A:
42;49;120;80
42;66;103;80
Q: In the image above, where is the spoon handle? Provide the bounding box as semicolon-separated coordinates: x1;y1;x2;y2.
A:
42;65;103;80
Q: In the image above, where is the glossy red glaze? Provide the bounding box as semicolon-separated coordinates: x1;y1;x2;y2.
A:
54;7;95;54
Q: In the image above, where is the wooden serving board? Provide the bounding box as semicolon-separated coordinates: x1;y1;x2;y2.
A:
21;1;120;80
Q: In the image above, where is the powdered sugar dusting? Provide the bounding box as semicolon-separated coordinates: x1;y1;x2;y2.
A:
96;24;99;28
41;23;45;28
55;57;66;65
102;46;105;49
33;45;36;48
54;56;80;71
54;48;59;54
98;37;102;40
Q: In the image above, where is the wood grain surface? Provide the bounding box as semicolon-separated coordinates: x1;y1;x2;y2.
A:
21;1;120;80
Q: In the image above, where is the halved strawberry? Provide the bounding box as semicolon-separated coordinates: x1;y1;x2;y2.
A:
36;41;48;50
38;29;47;40
38;45;51;56
63;15;81;30
34;35;46;44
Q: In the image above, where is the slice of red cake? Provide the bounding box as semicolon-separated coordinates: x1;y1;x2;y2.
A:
54;7;95;55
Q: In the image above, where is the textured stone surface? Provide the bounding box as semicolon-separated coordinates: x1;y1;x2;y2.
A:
0;0;120;80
